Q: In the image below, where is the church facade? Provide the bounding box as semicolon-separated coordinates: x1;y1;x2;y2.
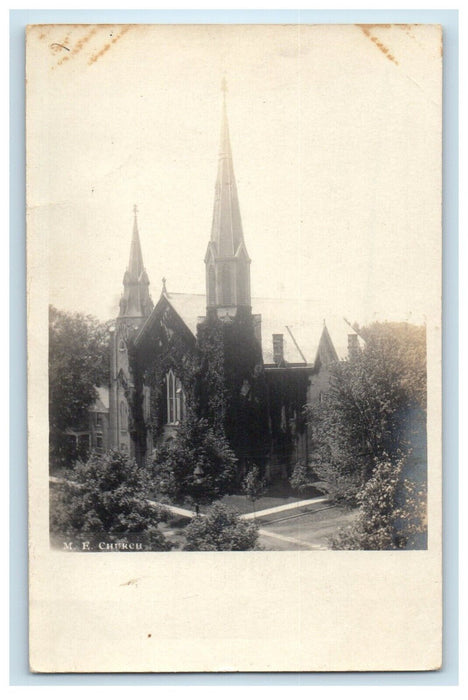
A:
100;88;358;480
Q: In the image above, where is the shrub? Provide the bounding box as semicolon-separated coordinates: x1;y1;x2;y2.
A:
50;450;172;551
183;504;259;551
330;455;427;550
242;465;267;515
150;412;238;507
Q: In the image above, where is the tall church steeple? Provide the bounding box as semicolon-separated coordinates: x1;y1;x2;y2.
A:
205;80;251;317
119;205;153;319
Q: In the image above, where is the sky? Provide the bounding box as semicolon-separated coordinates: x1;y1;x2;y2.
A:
26;23;442;326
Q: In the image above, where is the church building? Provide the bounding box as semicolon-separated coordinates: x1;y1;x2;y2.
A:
102;84;360;480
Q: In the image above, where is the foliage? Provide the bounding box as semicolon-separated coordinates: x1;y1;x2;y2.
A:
183;504;259;551
330;455;427;550
140;304;197;445
293;322;426;504
289;462;320;494
50;450;171;551
49;305;109;469
135;303;269;471
242;465;267;513
195;313;270;470
149;411;238;506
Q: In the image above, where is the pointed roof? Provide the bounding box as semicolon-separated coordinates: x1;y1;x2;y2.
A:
127;204;144;280
210;81;247;258
119;206;153;318
134;292;358;367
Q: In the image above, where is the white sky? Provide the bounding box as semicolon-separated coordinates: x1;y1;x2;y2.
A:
27;23;442;326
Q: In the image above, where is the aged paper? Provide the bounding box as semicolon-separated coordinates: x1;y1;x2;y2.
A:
27;24;442;672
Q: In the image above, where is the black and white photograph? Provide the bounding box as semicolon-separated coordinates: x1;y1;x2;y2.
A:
27;22;442;671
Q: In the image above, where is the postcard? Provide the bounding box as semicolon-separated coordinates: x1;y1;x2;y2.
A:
27;23;442;672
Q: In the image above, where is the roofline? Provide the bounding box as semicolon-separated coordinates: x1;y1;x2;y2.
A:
134;292;196;347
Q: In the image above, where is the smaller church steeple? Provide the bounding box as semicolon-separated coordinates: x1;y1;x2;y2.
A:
119;206;153;319
205;79;251;318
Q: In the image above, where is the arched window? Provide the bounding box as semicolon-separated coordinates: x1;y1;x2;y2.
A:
207;265;216;306
221;264;232;306
120;401;128;430
166;370;176;425
166;370;185;425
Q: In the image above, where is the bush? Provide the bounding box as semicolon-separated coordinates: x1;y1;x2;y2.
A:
242;465;267;514
330;455;427;550
150;412;238;507
183;504;260;551
50;450;172;551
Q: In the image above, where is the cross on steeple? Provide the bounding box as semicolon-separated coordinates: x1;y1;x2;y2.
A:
133;204;138;216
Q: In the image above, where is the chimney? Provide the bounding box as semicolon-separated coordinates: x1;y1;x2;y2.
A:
348;333;359;359
273;334;284;365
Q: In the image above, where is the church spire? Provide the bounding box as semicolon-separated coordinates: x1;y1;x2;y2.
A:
210;78;246;257
205;80;251;316
127;204;144;280
119;206;153;319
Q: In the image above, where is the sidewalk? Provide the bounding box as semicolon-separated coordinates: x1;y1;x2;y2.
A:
239;496;328;521
50;475;329;527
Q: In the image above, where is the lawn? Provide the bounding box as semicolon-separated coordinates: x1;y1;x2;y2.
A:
200;492;302;515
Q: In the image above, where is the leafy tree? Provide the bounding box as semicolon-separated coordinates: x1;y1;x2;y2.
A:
149;411;238;507
330;454;427;550
292;322;426;504
49;305;109;469
183;504;259;551
50;450;171;551
242;464;267;516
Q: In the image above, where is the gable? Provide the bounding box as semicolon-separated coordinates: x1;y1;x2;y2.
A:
131;292;358;369
134;293;197;364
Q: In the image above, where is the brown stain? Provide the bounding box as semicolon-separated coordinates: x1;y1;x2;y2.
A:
46;25;131;70
88;25;131;65
120;577;140;587
357;24;399;66
70;26;99;56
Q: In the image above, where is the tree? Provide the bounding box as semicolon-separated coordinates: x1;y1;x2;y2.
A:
330;454;427;550
242;464;267;516
49;305;109;469
292;322;426;504
149;411;238;507
50;450;171;551
183;504;259;551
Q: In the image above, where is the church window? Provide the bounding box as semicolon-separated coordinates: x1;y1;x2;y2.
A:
96;413;103;427
118;339;126;352
221;264;232;305
96;435;103;452
166;370;185;425
120;401;128;430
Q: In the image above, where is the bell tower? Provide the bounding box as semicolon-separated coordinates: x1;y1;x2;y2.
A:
205;80;251;319
109;206;153;455
119;205;153;320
